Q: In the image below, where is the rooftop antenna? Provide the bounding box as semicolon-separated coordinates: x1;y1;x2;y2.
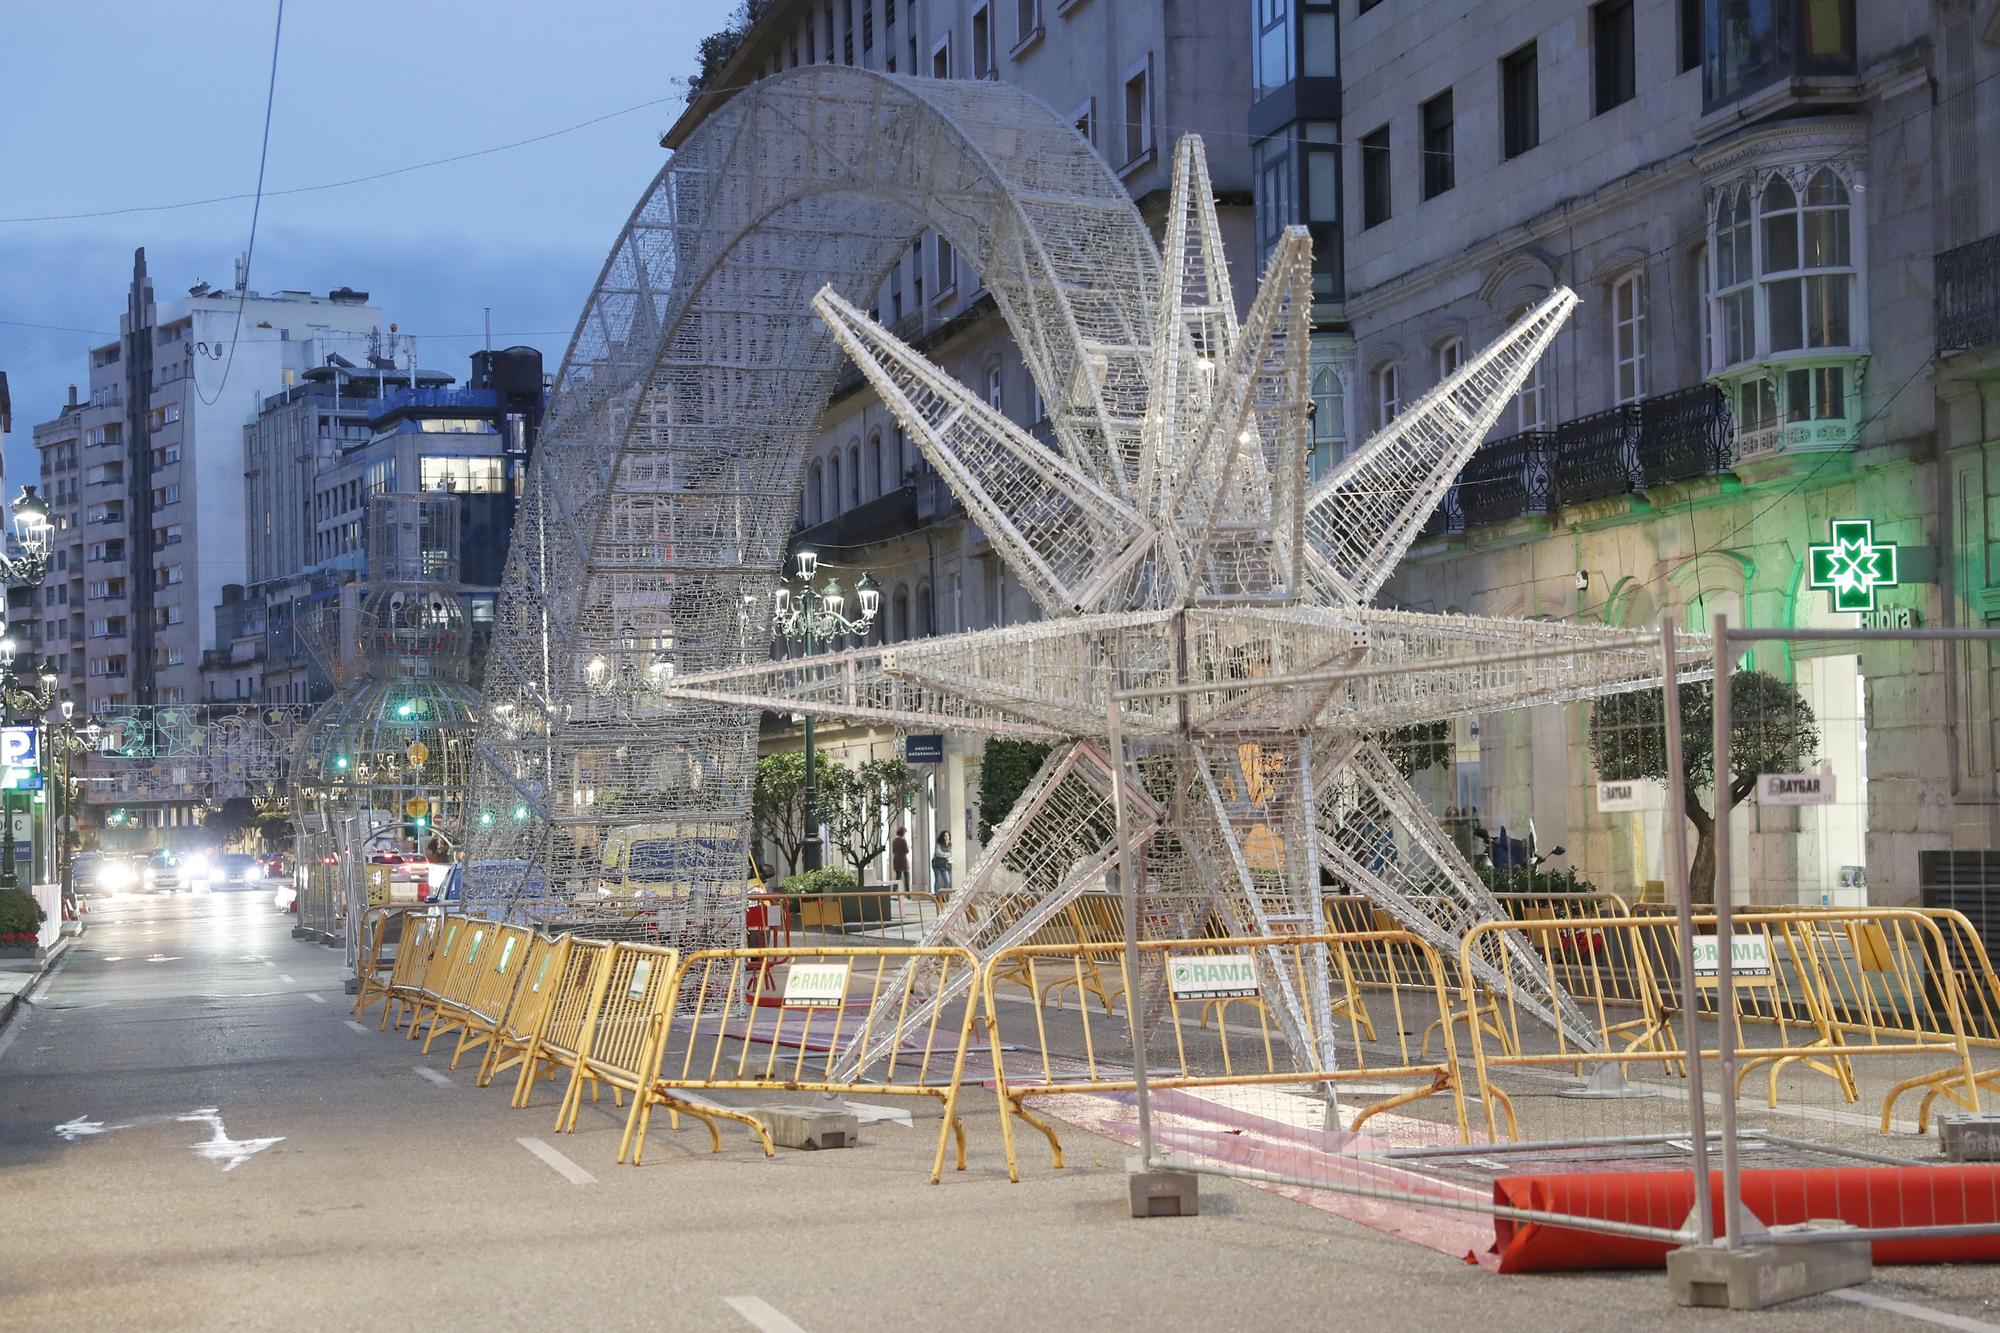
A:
484;307;492;355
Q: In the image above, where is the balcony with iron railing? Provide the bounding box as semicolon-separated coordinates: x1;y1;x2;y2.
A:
1939;232;2000;356
1422;385;1734;539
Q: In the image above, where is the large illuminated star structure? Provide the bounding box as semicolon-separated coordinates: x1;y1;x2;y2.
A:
658;138;1686;1055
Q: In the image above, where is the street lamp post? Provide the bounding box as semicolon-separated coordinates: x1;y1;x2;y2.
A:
762;551;879;872
49;701;100;913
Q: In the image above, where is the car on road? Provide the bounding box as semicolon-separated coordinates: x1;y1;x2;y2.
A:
142;851;187;893
71;852;136;897
208;853;265;891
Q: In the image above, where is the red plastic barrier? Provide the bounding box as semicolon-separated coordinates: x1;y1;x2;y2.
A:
1491;1167;2000;1273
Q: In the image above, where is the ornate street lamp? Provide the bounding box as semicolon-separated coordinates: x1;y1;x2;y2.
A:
48;699;98;910
0;487;53;589
756;551;880;871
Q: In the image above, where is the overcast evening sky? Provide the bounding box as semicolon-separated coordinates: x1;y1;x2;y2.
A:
0;0;739;482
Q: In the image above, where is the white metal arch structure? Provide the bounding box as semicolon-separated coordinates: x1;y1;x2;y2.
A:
464;67;1166;925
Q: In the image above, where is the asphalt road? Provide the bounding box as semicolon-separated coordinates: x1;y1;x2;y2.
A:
5;892;2000;1331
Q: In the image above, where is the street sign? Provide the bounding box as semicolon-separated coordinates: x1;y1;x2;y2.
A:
904;733;945;764
1595;780;1644;813
783;961;850;1008
404;796;430;819
406;741;430;766
1167;954;1259;1000
1759;770;1835;806
1692;933;1773;983
0;725;41;791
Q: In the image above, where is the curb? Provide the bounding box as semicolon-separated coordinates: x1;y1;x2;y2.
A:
0;931;78;1033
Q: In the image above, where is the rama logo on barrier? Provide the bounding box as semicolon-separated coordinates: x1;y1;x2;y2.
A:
1167;955;1259;1000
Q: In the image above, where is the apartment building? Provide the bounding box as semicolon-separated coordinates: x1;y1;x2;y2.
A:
1342;0;2000;909
246;345;544;702
35;250;383;830
665;0;1255;882
31;389;85;695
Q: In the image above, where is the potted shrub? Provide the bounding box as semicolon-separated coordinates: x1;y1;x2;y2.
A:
780;867;860;929
0;889;45;959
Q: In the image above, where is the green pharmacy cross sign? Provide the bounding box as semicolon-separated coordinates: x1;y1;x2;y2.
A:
1808;518;1900;613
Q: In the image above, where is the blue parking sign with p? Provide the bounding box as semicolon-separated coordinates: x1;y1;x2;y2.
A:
0;726;40;791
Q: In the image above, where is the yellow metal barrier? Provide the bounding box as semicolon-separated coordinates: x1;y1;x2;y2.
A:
1456;909;1983;1140
989;893;1129;1015
623;945;983;1181
512;937;612;1112
380;912;443;1033
983;930;1469;1183
401;913;472;1041
475;933;568;1090
418;917;503;1054
440;923;536;1070
351;905;426;1022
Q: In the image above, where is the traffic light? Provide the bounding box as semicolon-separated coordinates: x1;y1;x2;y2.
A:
478;811;494;828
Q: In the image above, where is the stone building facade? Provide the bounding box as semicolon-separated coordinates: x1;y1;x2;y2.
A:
1345;0;2000;908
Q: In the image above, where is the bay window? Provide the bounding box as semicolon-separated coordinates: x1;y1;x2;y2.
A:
1704;160;1865;457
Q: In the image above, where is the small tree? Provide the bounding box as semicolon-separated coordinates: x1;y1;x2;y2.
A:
1587;670;1820;904
751;749;827;876
205;797;260;850
977;738;1053;842
1379;720;1452;781
823;758;925;885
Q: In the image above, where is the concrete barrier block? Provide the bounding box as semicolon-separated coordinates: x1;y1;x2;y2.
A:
750;1104;859;1151
1667;1222;1871;1310
1128;1156;1200;1218
1939;1113;2000;1161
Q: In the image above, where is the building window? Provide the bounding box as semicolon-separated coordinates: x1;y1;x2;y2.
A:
933;234;956;298
1612;271;1646;404
1435;337;1463;383
1015;0;1038;47
806;461;823;524
1420;90;1454;199
1256;137;1293;268
868;432;885;497
1361;124;1391;229
1680;0;1702;72
1707;164;1864;452
1123;58;1152;165
1072;97;1094;147
985;363;1003;411
1501;42;1539;159
1695;245;1712;375
1594;0;1636;114
932;33;950;78
1374;363;1401;427
1704;0;1856;109
1514;315;1546;432
971;4;991;77
861;0;873;52
848;442;862;505
1255;0;1290;101
828;453;843;515
1308;340;1348;481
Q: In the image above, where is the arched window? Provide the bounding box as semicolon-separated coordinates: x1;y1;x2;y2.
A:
1707;165;1862;452
847;441;862;507
826;453;841;517
1434;337;1463;383
867;431;883;498
891;584;911;642
915;581;933;637
1308;359;1346;479
985;361;1003;410
1611;270;1645;405
806;461;824;525
1373;363;1401;428
1512;307;1545;431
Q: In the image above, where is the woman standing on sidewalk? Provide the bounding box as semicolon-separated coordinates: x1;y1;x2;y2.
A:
930;830;952;894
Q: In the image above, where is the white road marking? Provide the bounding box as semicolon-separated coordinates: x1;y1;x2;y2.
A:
518;1136;595;1184
842;1099;914;1128
143;955;180;963
54;1117;106;1141
413;1065;454;1088
343;1020;368;1034
177;1109;283;1171
262;960;277;968
1832;1289;2000;1331
305;993;327;1005
101;956;124;963
278;973;296;984
725;1296;808;1333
